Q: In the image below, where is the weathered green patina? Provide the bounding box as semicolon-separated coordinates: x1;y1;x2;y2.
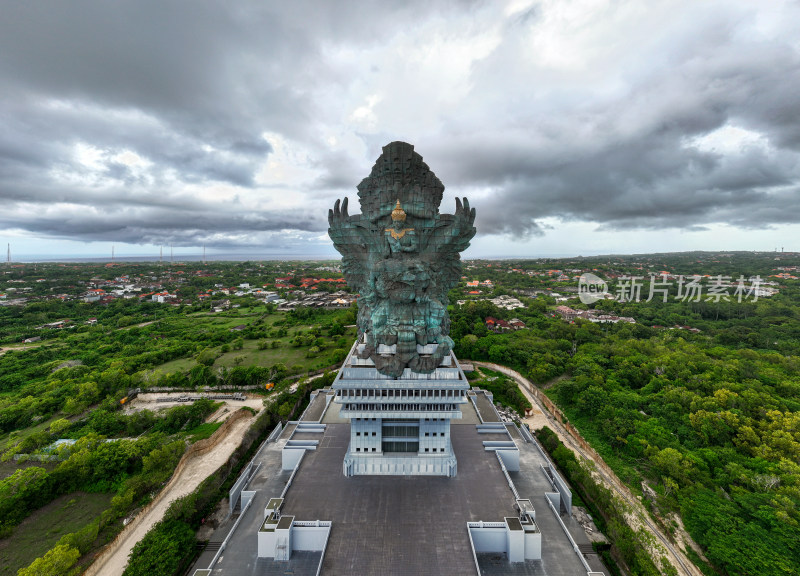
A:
328;141;476;377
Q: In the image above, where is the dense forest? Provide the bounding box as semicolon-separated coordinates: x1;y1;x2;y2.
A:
452;252;800;576
0;260;354;574
1;252;798;575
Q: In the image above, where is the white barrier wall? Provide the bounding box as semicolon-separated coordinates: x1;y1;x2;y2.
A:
467;518;542;562
497;448;520;472
292;522;331;551
525;530;542;560
282;447;306;470
258;519;331;559
469;524;507;552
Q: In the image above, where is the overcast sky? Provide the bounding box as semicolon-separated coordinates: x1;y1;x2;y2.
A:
2;0;799;260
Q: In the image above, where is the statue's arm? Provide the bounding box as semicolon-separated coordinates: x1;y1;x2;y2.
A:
328;197;375;292
439;197;477;251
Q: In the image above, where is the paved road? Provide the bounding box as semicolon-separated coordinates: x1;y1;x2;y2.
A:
471;361;703;576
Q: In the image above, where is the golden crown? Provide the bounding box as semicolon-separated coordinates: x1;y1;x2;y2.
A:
391;199;406;222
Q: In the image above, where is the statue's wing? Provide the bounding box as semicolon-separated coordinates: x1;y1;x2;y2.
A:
432;197;477;292
328;197;370;293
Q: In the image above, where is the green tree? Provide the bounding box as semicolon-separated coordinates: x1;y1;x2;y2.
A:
142;440;185;477
17;544;80;576
48;418;71;436
278;401;293;421
195;348;218;367
122;520;195;576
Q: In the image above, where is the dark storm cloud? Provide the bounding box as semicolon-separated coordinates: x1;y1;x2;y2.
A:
1;0;799;250
424;4;800;237
0;196;320;247
0;2;313;138
0;0;474;248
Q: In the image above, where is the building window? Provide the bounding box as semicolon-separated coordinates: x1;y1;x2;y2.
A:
425;448;429;452
372;447;376;452
356;432;360;436
356;448;360;452
372;432;376;436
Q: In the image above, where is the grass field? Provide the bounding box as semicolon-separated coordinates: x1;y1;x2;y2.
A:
0;414;62;455
151;325;357;377
186;421;223;442
185;312;282;327
0;459;57;481
0;491;113;576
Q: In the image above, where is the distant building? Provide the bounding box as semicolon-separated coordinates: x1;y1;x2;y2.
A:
555;305;578;320
83;288;105;303
489;295;525;310
151;292;176;303
486;316;512;332
556;306;634;324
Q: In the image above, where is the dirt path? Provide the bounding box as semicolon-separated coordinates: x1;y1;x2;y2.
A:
84;413;256;576
123;392;263;418
471;361;704;576
117;320;155;331
0;343;45;356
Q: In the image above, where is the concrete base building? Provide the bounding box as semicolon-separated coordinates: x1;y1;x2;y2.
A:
189;350;608;576
332;339;469;477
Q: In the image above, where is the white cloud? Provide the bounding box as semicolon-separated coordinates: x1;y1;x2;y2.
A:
687;125;771;155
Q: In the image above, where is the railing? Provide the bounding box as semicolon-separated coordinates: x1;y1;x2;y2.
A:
266;422;284;443
280;450;306;499
465;523;483;575
207;490;256;571
293;520;332;527
495;451;520;499
316;522;332;576
519;424;535;443
544;493;594;574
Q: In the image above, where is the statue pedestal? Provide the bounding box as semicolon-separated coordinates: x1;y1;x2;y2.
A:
332;338;471;477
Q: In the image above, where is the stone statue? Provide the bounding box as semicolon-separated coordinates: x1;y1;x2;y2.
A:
328;141;476;377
